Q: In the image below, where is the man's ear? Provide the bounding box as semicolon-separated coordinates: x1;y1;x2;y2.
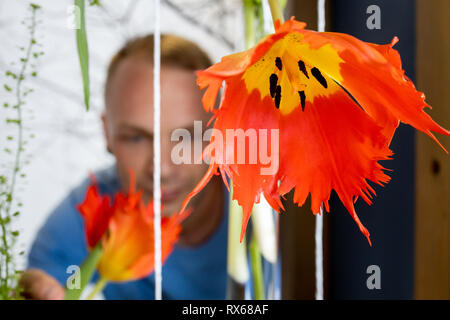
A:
101;112;113;154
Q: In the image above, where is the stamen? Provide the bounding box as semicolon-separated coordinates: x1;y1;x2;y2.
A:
298;60;309;79
269;73;278;98
311;67;328;88
298;90;306;111
274;85;281;109
275;57;282;71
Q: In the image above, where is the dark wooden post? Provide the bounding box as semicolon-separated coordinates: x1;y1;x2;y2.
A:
415;0;450;300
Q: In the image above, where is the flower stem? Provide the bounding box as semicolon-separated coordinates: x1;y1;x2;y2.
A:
227;184;249;286
86;276;107;300
268;0;284;25
64;241;102;300
249;232;264;300
243;0;256;49
242;1;266;301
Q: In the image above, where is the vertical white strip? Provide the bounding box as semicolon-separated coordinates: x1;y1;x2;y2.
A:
153;0;162;301
315;0;325;301
262;0;279;296
318;0;326;33
315;207;324;300
262;0;275;34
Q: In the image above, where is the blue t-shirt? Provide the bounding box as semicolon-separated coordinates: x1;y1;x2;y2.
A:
27;165;229;299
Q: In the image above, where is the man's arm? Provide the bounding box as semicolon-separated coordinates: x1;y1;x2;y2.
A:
19;268;65;300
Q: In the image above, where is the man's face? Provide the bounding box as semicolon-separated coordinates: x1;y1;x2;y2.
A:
103;57;210;217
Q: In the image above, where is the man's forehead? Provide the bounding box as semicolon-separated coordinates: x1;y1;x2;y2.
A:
104;57;210;133
106;58;203;106
107;57;200;91
112;118;206;137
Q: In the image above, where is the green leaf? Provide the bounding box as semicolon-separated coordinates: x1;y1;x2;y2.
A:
75;0;90;111
4;84;12;92
6;71;17;79
30;3;41;10
6;119;21;125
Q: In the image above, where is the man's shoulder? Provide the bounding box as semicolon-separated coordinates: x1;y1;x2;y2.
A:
38;164;120;234
93;164;121;192
70;164;120;203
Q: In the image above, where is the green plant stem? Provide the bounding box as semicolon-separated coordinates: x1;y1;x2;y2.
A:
227;184;249;286
249;232;264;300
86;276;107;300
0;4;39;294
242;0;266;301
268;0;284;25
64;241;103;300
243;0;256;49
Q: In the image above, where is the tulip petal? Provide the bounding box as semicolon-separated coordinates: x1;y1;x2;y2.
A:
77;181;112;249
183;18;450;244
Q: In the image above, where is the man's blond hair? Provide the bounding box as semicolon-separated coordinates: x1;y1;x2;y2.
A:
105;34;212;96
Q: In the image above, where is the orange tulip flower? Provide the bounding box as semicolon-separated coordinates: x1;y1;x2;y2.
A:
77;174;112;249
78;171;186;282
180;18;450;245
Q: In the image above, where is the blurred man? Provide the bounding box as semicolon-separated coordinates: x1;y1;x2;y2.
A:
20;34;228;299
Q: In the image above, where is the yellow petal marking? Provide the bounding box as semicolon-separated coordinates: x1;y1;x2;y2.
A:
243;32;345;115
